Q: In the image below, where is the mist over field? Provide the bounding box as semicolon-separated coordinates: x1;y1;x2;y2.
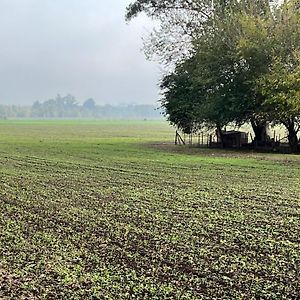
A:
0;95;163;120
0;0;159;106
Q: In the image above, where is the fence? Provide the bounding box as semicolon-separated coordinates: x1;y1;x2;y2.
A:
175;130;291;148
175;130;213;147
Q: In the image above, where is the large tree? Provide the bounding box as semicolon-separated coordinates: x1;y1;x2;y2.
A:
127;0;277;143
255;0;300;152
160;4;275;143
161;26;256;142
127;0;300;151
258;57;300;152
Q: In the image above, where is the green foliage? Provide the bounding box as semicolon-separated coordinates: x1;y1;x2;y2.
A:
135;0;300;149
0;121;299;299
253;1;300;150
160;10;272;133
258;55;300;121
257;55;300;151
160;57;205;133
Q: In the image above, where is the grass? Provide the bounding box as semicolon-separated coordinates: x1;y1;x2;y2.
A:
0;120;299;299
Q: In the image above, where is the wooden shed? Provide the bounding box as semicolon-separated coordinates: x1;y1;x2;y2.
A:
217;130;249;148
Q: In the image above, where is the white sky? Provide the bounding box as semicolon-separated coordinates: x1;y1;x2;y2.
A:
0;0;160;105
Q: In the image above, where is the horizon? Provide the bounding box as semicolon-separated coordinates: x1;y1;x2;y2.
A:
0;99;162;107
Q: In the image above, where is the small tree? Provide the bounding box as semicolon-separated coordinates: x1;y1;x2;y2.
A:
83;98;96;110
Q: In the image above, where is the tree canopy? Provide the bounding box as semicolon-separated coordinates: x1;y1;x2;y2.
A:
127;0;300;151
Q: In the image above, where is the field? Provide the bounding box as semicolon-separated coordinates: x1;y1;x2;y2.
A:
0;120;299;299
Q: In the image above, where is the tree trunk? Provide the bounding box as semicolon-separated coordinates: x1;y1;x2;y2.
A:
288;130;299;153
250;119;268;146
283;120;300;153
216;124;225;148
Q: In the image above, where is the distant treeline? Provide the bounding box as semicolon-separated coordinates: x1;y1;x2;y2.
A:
0;95;163;119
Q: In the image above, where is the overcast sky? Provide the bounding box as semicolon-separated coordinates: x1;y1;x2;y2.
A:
0;0;160;105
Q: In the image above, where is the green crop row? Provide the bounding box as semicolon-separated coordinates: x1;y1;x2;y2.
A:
0;121;299;299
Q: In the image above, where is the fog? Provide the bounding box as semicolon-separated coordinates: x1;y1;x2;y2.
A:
0;0;160;105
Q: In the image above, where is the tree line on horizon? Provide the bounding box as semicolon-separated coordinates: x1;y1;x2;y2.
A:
127;0;300;152
0;95;162;120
